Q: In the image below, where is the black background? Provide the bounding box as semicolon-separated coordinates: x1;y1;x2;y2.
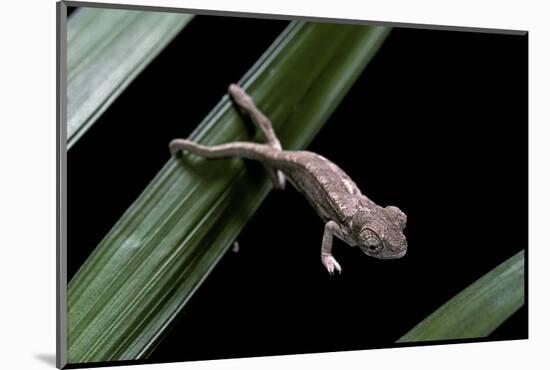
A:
67;8;527;366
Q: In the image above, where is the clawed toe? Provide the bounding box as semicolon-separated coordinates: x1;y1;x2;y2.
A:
322;255;342;276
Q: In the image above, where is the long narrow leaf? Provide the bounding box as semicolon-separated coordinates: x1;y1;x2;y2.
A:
397;250;525;342
67;8;193;149
68;21;391;364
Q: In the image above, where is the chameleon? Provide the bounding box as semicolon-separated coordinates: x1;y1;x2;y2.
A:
170;84;408;275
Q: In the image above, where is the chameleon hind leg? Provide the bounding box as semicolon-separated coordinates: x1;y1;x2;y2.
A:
228;84;286;190
169;85;286;190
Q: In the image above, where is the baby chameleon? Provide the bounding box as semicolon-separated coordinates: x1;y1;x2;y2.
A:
170;84;408;275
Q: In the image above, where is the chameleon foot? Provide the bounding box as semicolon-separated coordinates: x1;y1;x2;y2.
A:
321;255;342;275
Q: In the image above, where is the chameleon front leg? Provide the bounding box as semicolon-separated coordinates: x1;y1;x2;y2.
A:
321;221;343;275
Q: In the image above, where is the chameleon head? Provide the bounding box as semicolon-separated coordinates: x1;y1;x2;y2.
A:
351;205;408;259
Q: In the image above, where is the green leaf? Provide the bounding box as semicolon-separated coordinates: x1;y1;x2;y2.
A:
67;20;390;364
397;250;525;342
66;7;194;149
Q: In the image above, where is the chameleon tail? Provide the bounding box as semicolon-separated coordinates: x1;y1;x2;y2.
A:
169;139;286;190
169;139;276;161
169;84;287;190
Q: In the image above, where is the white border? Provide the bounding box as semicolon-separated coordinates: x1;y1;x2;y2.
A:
1;0;548;369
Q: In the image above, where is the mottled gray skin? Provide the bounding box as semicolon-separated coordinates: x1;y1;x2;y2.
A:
170;84;408;275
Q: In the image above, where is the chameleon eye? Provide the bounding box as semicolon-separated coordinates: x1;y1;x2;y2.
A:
365;238;382;253
360;233;382;255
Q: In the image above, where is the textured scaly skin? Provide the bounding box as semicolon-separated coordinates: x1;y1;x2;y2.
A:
170;84;408;275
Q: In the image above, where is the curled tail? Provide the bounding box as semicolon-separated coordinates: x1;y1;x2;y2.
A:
169;139;278;162
169;139;286;189
169;84;286;189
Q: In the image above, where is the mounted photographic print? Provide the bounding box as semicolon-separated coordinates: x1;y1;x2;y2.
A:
57;1;527;368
